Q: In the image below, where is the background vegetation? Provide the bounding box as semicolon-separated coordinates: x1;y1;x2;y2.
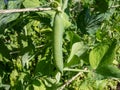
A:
0;0;120;90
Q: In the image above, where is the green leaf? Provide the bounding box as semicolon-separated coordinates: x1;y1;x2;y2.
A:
94;0;109;13
0;0;21;33
65;31;81;47
43;77;56;87
89;39;117;69
0;40;10;59
55;72;61;83
0;13;20;33
26;79;46;90
10;69;18;87
67;42;87;66
96;65;120;78
0;84;10;90
0;0;5;9
89;43;109;69
23;0;40;8
35;60;54;76
21;52;30;68
61;12;71;29
76;7;103;34
101;40;117;65
66;55;80;67
8;0;22;9
95;80;108;90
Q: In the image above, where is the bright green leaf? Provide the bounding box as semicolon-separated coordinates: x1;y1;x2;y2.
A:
23;0;40;8
26;79;46;90
10;69;18;86
67;42;87;66
101;40;117;65
61;12;71;29
89;44;109;69
21;52;30;68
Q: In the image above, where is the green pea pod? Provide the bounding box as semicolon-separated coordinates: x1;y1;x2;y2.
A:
53;12;64;74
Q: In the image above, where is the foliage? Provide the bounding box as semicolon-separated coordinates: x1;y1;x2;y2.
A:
0;0;120;90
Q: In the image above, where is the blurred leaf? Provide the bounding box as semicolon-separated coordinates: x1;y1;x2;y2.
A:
43;77;58;90
28;79;46;90
89;43;109;69
89;39;117;69
66;55;80;67
96;65;120;78
21;52;30;68
10;69;18;87
21;37;35;68
67;42;87;67
0;84;10;90
35;60;54;76
62;12;71;29
101;39;117;65
76;7;104;34
33;79;41;86
94;0;109;13
94;80;108;90
78;79;93;90
0;40;10;59
0;13;20;25
23;0;40;8
0;61;5;76
0;13;20;33
55;72;61;83
0;0;6;9
65;31;81;47
43;77;57;88
8;0;22;9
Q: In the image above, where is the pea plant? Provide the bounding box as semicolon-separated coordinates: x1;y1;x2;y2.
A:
0;0;120;90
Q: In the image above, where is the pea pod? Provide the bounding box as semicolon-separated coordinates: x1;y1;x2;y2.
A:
53;12;64;74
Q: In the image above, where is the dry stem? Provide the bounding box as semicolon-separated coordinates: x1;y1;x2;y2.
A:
0;7;51;14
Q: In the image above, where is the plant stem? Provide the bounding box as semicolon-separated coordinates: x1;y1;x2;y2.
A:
0;7;51;14
63;68;89;72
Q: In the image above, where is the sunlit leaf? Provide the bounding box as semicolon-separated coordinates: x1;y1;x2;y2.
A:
55;72;61;83
89;43;109;69
62;12;71;29
0;12;20;33
67;42;88;67
101;39;117;65
10;69;18;86
21;52;30;68
23;0;40;8
26;79;46;90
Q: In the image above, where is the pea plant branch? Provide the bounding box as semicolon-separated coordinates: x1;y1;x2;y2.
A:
0;7;51;14
0;5;119;14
